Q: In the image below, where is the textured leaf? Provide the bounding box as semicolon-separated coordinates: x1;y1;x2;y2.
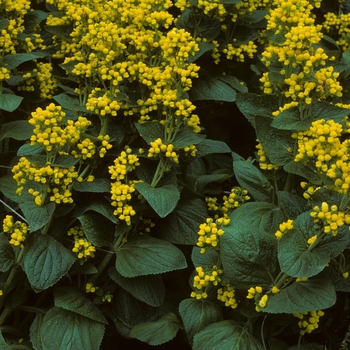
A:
23;233;76;291
54;287;107;324
40;307;105;350
73;200;118;224
172;128;205;148
134;182;180;218
179;298;223;345
271;107;313;130
276;191;309;219
311;101;350;122
72;178;111;193
1;52;46;70
195;139;231;157
109;267;165;307
134;122;164;144
0;120;33;141
193;320;264;350
0;94;23;112
129;313;181;346
30;313;44;350
0;233;15;272
115;235;187;277
19;202;56;232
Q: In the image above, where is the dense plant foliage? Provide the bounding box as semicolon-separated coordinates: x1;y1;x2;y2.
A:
1;0;350;349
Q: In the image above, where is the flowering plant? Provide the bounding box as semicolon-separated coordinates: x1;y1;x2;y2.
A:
1;0;350;349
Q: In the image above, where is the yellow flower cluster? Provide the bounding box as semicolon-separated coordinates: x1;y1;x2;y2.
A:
85;282;97;293
310;202;350;236
0;67;10;81
300;182;320;200
246;285;269;311
275;219;294;239
147;138;179;164
2;215;28;249
190;265;223;300
85;89;121;117
221;187;250;215
36;62;59;99
217;284;238;309
256;140;279;170
261;0;341;116
68;226;96;260
109;147;140;225
197;217;229;253
323;12;350;51
294;310;324;335
292;119;350;193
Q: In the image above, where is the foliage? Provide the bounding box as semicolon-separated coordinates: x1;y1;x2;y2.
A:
1;0;350;349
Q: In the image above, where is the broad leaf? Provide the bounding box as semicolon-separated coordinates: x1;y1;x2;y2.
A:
311;101;350;122
134;182;180;218
73;200;118;224
109;267;165;307
40;307;105;350
179;298;223;345
195;139;231;157
0;233;15;272
276;191;309;219
0;120;33;141
271;107;313;130
134;122;164;144
115;235;187;277
30;313;44;350
129;313;181;346
72;178;111;193
0;94;23;112
193;320;264;350
1;52;46;70
19;202;56;232
23;233;76;291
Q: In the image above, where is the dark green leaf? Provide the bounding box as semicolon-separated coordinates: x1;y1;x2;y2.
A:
172;128;205;149
195;139;231;157
0;120;33;141
158;198;207;245
219;75;248;93
77;212;115;247
255;116;295;166
276;191;309;219
115;235;187;277
263;275;336;313
191;247;221;268
271;107;313;130
17;143;44;156
0;94;23;112
179;298;223;345
30;313;44;350
73;200;118;224
51;154;80;168
311;101;350;123
24;10;48;33
19;202;56;232
220;220;278;289
0;19;9;31
189;42;215;63
40;307;105;350
193;320;264;350
236;93;278;127
53;93;86;112
0;233;15;272
134;182;180;218
134;122;164;144
129;312;181;346
73;178;111;193
54;287;107;324
190;75;236;102
23;233;76;291
44;24;73;42
109;267;165;307
283;161;323;184
2;52;46;70
230;202;286;235
233;160;273;202
0;332;10;350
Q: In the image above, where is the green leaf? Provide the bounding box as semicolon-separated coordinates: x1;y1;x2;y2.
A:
262;274;336;313
255;116;295;166
230;202;286;235
115;235;187;277
220;220;278;289
240;10;268;24
53;93;86;112
311;101;350;123
0;233;15;272
129;312;181;346
109;267;165;307
23;233;76;291
179;298;223;345
0;175;23;203
195;139;231;157
0;19;9;31
172;128;205;149
189;42;215;63
1;52;46;70
72;178;111;193
0;120;33;141
158;198;207;245
219;75;248;93
24;10;48;33
0;332;11;350
134;122;164;144
278;212;350;278
236;93;279;127
190;75;237;102
30;313;44;350
233;160;273;202
191;173;230;193
191;247;221;268
77;211;115;247
19;202;56;232
270;107;313;130
193;320;264;350
51;154;80;168
134;182;180;218
0;94;23;112
40;307;105;350
44;24;73;42
17;143;44;156
73;200;118;224
276;191;309;219
283;160;323;184
54;287;107;324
